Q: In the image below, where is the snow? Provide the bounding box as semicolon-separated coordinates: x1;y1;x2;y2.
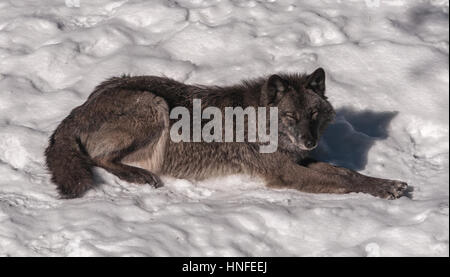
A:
0;0;448;256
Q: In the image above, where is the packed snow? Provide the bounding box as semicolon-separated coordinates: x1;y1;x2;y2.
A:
0;0;448;256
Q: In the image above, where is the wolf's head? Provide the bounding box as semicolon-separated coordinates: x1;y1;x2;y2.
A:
260;68;335;153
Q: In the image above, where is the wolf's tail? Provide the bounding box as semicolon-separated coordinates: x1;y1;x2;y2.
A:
45;124;94;199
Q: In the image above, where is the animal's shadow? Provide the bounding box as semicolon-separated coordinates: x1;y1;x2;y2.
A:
311;107;398;171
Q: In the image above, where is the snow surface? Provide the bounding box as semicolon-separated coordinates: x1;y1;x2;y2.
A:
0;0;448;256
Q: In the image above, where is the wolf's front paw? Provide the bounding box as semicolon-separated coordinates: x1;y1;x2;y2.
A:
371;180;408;200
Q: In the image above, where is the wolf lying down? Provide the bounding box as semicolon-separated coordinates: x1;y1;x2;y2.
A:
45;68;408;199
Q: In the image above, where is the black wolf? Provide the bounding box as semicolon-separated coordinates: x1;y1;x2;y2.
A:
45;68;408;199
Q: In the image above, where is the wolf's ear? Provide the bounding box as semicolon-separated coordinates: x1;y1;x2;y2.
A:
306;68;326;96
261;74;288;105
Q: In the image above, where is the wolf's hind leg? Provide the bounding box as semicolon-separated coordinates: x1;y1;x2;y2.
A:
83;91;169;188
88;126;166;188
95;153;163;188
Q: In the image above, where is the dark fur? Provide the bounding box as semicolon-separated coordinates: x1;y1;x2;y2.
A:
45;68;407;199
